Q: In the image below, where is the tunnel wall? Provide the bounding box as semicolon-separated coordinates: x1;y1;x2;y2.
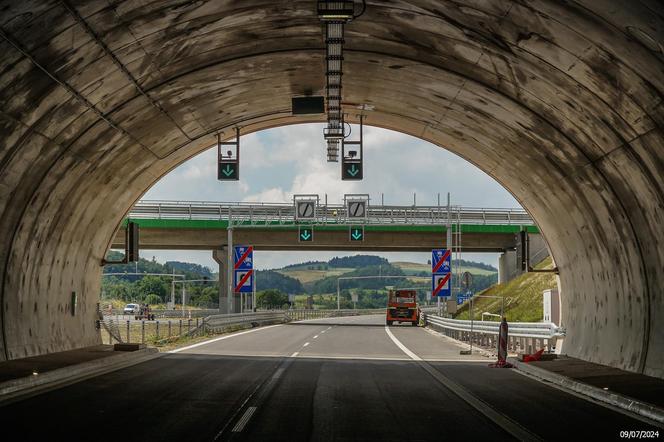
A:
0;1;662;377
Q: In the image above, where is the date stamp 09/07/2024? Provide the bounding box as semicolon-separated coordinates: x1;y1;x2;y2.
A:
619;431;660;439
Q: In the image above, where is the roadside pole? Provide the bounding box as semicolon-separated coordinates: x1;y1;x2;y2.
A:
227;209;234;314
252;268;256;311
337;278;340;311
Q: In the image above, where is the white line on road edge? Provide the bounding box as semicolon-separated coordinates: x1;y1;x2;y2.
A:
384;326;421;361
303;342;310;347
313;335;319;339
290;352;299;358
384;326;542;441
168;324;284;353
232;406;257;432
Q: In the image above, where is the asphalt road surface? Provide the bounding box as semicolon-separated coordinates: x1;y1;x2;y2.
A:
1;315;660;441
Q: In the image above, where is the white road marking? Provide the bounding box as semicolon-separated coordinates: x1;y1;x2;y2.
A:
303;342;310;347
272;368;285;379
313;335;319;339
384;326;540;441
384;326;421;361
168;324;283;353
232;406;257;432
290;352;299;358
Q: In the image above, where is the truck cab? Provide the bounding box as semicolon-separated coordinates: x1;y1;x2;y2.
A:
386;289;419;326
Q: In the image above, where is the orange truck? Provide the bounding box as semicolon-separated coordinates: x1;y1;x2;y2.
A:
386;289;419;326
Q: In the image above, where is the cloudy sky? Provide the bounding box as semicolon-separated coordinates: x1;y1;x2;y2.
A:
142;124;521;271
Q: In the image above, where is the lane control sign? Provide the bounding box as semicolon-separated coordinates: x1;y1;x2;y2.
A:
347;200;366;219
299;227;313;242
296;201;316;220
350;226;364;241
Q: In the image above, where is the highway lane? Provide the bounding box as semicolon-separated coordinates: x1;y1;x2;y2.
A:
0;315;660;441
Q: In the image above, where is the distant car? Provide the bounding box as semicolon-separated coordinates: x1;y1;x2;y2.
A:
123;303;140;315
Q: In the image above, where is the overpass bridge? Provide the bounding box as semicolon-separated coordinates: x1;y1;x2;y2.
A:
112;200;548;311
112;200;541;253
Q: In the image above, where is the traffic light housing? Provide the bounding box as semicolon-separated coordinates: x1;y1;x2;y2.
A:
218;128;240;181
341;115;364;180
299;227;314;242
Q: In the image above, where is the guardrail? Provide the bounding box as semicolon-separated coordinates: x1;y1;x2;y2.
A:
205;311;288;332
128;200;533;226
424;314;565;354
109;309;220;319
285;308;385;321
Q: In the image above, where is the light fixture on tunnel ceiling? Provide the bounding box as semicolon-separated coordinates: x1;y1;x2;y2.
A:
317;1;356;21
318;1;365;163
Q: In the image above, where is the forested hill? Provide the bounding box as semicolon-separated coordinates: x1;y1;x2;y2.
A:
103;251;213;280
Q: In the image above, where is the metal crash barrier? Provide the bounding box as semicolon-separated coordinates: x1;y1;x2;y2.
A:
424;314;566;354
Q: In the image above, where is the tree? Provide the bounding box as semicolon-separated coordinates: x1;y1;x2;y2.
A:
144;294;162;305
136;276;168;301
257;289;288;309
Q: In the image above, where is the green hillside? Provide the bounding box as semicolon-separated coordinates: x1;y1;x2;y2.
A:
393;261;497;276
276;267;353;284
454;257;557;322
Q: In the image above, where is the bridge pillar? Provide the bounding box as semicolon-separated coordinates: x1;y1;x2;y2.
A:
498;250;518;284
213;248;240;314
527;234;550;267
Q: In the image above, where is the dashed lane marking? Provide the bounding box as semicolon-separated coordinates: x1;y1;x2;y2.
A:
232;406;257;432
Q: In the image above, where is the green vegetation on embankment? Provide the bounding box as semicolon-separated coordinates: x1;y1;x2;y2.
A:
454;257;558;322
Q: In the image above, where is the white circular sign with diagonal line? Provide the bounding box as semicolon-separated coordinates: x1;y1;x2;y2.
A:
347;200;366;219
296;201;316;219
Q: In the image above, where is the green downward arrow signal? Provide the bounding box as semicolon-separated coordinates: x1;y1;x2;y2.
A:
347;164;359;177
300;230;311;240
221;164;235;177
351;230;362;240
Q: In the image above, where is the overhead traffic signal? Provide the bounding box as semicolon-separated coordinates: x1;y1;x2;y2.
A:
341;116;364;181
349;226;364;242
299;227;314;242
218;128;240;181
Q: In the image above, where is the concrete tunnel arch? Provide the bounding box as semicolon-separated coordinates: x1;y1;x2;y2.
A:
0;1;662;378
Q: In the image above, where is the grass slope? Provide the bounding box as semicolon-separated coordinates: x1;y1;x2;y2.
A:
276;268;354;284
393;261;497;276
454;257;557;322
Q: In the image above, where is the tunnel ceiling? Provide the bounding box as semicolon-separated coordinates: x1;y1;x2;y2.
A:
0;1;663;377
